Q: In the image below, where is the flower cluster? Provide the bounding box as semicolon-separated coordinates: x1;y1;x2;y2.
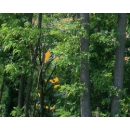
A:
60;17;73;22
45;105;55;110
124;57;130;61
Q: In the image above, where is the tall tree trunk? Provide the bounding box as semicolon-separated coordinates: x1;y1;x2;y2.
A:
0;73;5;104
35;13;43;116
24;71;33;116
24;13;42;116
18;74;24;108
40;81;44;117
80;13;92;117
111;13;127;117
24;13;33;117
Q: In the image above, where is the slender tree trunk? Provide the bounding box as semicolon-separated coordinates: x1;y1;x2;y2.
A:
111;13;127;117
80;13;92;117
73;13;80;21
0;74;5;104
18;74;24;108
35;13;43;116
24;13;33;117
24;13;43;116
24;71;33;116
40;82;44;117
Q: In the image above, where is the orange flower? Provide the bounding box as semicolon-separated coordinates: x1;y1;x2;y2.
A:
54;84;60;89
49;77;59;83
44;51;50;63
53;77;59;82
49;79;55;83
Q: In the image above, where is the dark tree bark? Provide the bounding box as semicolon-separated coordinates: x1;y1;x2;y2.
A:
24;71;33;116
111;13;127;117
18;74;24;108
73;13;80;20
0;73;5;104
40;81;44;117
24;13;43;116
36;13;43;117
24;13;33;117
80;13;92;117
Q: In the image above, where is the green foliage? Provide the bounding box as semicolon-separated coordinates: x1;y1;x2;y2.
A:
0;13;129;117
54;83;84;117
10;107;24;117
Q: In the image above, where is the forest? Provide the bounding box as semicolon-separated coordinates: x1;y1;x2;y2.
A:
0;13;129;117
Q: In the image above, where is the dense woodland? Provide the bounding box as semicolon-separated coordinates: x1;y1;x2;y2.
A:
0;13;129;117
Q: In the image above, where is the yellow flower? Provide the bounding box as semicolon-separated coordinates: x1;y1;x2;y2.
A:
38;93;40;97
60;18;65;22
57;23;61;28
69;17;73;21
44;79;47;82
32;19;37;24
124;57;130;61
49;79;55;83
54;84;60;89
46;106;49;109
63;27;66;30
50;105;55;110
60;17;73;22
54;57;59;61
36;104;40;107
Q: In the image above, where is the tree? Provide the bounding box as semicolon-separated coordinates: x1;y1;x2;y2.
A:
0;13;130;117
24;13;34;117
80;13;92;117
111;13;127;116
